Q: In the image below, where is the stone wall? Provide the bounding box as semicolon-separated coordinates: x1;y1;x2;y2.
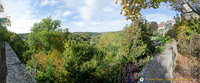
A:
138;40;178;83
5;42;36;83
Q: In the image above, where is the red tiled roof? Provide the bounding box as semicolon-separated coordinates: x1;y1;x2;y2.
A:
158;22;164;28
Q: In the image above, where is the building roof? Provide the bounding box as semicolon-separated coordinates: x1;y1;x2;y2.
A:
158;22;164;29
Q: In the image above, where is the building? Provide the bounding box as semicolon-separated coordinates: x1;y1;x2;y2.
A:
157;19;175;37
157;22;164;36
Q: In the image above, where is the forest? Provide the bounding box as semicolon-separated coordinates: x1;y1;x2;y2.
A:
0;0;200;83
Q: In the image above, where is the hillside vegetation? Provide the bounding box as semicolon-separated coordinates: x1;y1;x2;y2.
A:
1;0;200;82
0;15;174;82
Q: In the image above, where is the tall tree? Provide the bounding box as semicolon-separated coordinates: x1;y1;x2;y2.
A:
27;17;66;52
0;2;10;41
121;19;155;62
149;21;158;32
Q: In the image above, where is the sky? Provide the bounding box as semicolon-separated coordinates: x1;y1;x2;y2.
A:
1;0;178;33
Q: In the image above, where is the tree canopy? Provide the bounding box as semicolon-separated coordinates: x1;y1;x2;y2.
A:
27;17;66;52
115;0;199;21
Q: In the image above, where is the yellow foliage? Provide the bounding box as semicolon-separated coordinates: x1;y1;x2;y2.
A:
35;51;48;71
138;13;142;16
30;50;66;80
176;25;193;41
115;0;118;4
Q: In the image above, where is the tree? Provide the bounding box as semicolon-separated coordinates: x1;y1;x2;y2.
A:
9;32;27;62
0;2;10;42
149;21;158;32
27;17;66;53
0;1;4;12
115;0;198;21
0;24;9;41
0;2;11;26
121;19;155;62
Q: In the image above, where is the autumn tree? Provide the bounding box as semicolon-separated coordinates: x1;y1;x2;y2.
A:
115;0;199;21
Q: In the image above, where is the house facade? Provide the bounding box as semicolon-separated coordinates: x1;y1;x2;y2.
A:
157;19;175;36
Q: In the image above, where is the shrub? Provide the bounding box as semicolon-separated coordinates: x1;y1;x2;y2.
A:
27;50;67;82
174;18;200;57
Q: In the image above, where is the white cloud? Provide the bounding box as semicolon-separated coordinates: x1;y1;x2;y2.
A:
2;0;177;33
2;0;40;33
78;6;93;22
71;21;85;27
1;0;130;33
144;13;173;23
61;0;129;32
41;0;58;6
69;19;130;32
62;0;83;9
63;10;72;17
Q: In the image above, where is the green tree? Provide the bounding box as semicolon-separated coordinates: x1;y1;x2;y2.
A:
27;17;66;53
149;21;158;32
0;2;10;42
8;32;27;62
0;24;9;41
0;2;11;26
121;19;155;62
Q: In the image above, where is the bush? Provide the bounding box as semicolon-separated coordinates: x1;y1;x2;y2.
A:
174;18;200;57
8;32;28;62
27;50;67;82
0;24;10;41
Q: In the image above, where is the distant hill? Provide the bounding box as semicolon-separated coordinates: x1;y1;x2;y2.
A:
72;32;102;42
97;31;123;48
72;32;102;38
17;33;29;41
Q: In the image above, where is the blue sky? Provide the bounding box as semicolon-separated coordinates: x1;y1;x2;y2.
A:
1;0;178;33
